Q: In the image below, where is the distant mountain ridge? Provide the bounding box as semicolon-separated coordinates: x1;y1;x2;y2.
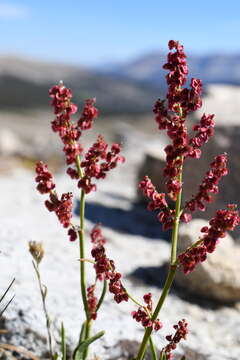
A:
99;52;240;86
0;55;160;114
1;52;240;114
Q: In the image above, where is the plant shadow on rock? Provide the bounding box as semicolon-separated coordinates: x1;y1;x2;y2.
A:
128;264;228;310
75;197;171;241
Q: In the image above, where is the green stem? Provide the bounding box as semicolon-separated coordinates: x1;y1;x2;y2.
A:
61;322;66;360
135;266;177;360
79;321;87;343
82;320;92;360
78;190;88;317
126;291;146;309
170;158;183;264
75;155;92;360
96;279;107;311
32;261;54;360
135;155;184;360
149;336;157;360
75;155;88;319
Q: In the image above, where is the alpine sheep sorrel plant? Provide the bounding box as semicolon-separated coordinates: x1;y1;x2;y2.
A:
32;40;240;360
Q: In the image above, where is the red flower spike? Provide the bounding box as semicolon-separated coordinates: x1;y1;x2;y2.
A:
78;98;98;131
90;224;128;303
150;41;215;211
78;136;125;194
55;192;73;228
161;319;188;360
189;113;215;154
90;224;106;246
35;161;55;194
66;167;79;179
178;205;240;274
132;294;163;331
44;191;73;228
87;285;98;320
68;228;78;242
185;153;228;214
139;176;173;230
49;83;124;190
49;83;82;168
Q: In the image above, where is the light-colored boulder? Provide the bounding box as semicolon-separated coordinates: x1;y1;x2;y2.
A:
175;219;240;302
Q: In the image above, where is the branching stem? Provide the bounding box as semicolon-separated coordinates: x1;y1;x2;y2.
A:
135;153;184;360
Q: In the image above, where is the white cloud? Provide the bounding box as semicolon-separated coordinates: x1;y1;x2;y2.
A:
0;2;29;19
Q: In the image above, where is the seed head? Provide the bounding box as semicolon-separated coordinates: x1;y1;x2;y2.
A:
29;241;44;264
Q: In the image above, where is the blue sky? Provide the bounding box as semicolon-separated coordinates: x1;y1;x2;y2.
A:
1;0;240;66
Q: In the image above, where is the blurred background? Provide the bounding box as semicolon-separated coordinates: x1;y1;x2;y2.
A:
1;1;240;359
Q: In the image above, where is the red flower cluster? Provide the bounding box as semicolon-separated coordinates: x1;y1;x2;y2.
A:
90;225;128;304
189;113;215;157
152;41;209;203
131;293;162;331
35;161;55;194
68;228;78;242
178;205;240;274
161;319;188;360
49;83;78;115
87;284;98;320
49;84;83;166
49;83;124;194
78;136;125;194
163;40;202;115
45;192;73;228
163;40;188;112
78;98;98;130
153;102;188;200
184;154;228;216
109;272;129;304
35;162;73;228
139;176;174;230
91;224;106;246
139;176;168;211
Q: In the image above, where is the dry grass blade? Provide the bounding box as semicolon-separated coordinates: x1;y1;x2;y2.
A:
0;343;40;360
0;295;15;317
0;278;15;304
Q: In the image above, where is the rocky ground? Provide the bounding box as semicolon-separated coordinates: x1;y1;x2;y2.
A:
1;119;240;359
1;94;240;359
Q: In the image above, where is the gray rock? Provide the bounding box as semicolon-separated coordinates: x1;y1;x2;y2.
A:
175;219;240;302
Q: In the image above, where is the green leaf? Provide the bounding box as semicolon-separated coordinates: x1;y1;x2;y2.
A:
72;321;86;359
149;336;157;360
159;351;167;360
73;330;105;360
79;321;87;343
61;322;66;360
96;279;107;311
